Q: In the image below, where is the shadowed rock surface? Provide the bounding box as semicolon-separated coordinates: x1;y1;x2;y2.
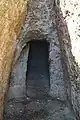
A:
4;41;76;120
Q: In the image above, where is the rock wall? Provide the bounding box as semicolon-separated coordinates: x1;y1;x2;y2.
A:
4;1;76;120
55;0;80;119
1;0;80;119
0;0;28;119
15;3;80;119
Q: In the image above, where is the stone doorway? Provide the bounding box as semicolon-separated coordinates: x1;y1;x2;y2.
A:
3;0;77;119
26;40;50;98
3;39;76;120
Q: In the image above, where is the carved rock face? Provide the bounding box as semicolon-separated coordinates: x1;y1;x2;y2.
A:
16;0;67;100
1;0;80;119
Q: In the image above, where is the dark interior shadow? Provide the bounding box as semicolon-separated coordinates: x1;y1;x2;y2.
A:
26;40;50;99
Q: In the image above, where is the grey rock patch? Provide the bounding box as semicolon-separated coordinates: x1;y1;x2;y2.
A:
25;100;76;120
4;99;76;120
7;85;26;100
10;45;29;86
4;102;25;120
6;45;29;101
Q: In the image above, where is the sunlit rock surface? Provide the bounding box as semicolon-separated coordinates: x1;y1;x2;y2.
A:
60;0;80;66
0;0;28;119
55;0;80;119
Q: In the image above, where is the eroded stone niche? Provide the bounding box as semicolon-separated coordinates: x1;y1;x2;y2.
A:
16;0;67;101
15;0;80;119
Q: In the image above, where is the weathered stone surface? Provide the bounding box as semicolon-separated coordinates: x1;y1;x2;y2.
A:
55;1;80;119
16;0;67;100
0;0;28;119
4;99;76;120
7;45;29;101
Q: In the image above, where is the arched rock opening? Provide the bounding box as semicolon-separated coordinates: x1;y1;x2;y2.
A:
3;0;79;120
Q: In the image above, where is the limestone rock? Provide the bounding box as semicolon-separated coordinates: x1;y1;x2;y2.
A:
0;0;28;119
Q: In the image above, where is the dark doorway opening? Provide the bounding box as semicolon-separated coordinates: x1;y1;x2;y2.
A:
26;40;50;99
